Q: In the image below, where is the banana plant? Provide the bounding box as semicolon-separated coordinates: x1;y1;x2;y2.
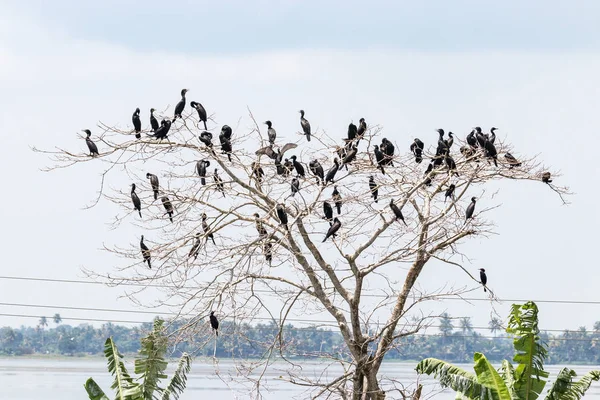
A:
84;319;191;400
416;302;600;400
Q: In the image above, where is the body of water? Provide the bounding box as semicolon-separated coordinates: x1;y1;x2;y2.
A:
1;358;600;399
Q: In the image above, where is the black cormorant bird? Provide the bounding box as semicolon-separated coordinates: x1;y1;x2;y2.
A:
542;172;552;184
283;158;293;177
380;138;395;166
199;131;213;148
332;186;342;214
83;130;99;156
202;213;215;244
264;241;272;265
299;110;311;142
146;173;159;200
196;160;210;185
466;130;477;149
140;235;151;268
251;162;265;184
150;108;159;132
325;158;339;184
151;119;171;140
369;176;378;203
504;152;522;168
309;160;325;185
161;196;174;223
132;108;141;139
190;101;208;130
436;129;448;156
465;197;477;220
254;213;267;238
475;127;486;148
445;154;458;176
347;122;357;141
291;176;300;196
389;199;406;225
410;138;424;164
219;125;233;162
322;217;341;242
373;145;385;174
489;127;498;145
357;118;367;139
424;163;434;186
323;201;333;225
214;169;225;197
444;184;456;202
290;155;305;177
189;233;201;260
172;88;188;123
479;268;487;292
209;311;219;336
446;132;454;149
256;142;297;161
341;145;358;169
484;137;498;166
265;121;276;145
276;204;288;230
131;184;142;218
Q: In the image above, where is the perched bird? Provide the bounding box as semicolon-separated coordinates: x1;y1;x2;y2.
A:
190;101;208;130
254;213;267;237
445;132;454;149
131;184;142;218
265;120;277;145
460;145;476;159
465;197;477;220
357;118;367;140
336;145;348;171
151;119;171;140
389;199;406;225
474;127;486;148
291;176;300;196
373;145;386;174
196;160;210;185
172;88;188;123
309;160;325;185
290;155;305;177
325;158;340;185
322;217;341;242
256;142;297;161
209;311;219;336
146;173;159;200
369;175;379;203
436;129;448;156
140;235;151;268
444;184;456;202
424;163;434;186
276;204;288;230
161;196;174;223
445;154;458;176
466;129;477;149
479;268;488;293
489;127;498;145
199;131;213;148
214;169;225;196
323;201;333;225
299;109;311;142
188;233;202;260
504;152;522;168
410;138;425;164
149;108;159;132
542;172;552;184
202;213;215;244
251;162;265;185
347;122;358;141
380;138;395;166
219;125;233;162
132;108;141;139
83;129;99;157
283;158;293;177
341;145;358;169
263;241;272;265
332;186;342;214
484;137;498;167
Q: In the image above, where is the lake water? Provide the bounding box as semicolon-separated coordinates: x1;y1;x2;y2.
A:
1;358;600;399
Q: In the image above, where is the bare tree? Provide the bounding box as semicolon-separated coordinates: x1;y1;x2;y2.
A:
36;99;568;399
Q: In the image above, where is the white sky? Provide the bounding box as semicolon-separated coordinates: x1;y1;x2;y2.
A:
0;3;599;335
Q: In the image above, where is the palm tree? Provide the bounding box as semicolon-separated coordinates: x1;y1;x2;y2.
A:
439;313;454;336
84;319;191;400
416;302;600;400
460;317;473;335
53;313;62;325
488;317;502;337
38;316;48;348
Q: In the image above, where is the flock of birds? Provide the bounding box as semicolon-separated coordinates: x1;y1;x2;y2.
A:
80;88;557;330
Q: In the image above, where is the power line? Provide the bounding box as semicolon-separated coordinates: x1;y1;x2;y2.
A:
0;301;592;334
2;275;600;306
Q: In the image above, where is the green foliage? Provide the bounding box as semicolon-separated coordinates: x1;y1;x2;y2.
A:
416;302;600;400
85;319;191;400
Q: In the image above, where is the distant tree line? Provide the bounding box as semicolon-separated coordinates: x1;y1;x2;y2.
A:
1;313;599;364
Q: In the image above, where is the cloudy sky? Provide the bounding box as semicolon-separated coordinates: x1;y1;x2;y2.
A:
1;1;599;337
